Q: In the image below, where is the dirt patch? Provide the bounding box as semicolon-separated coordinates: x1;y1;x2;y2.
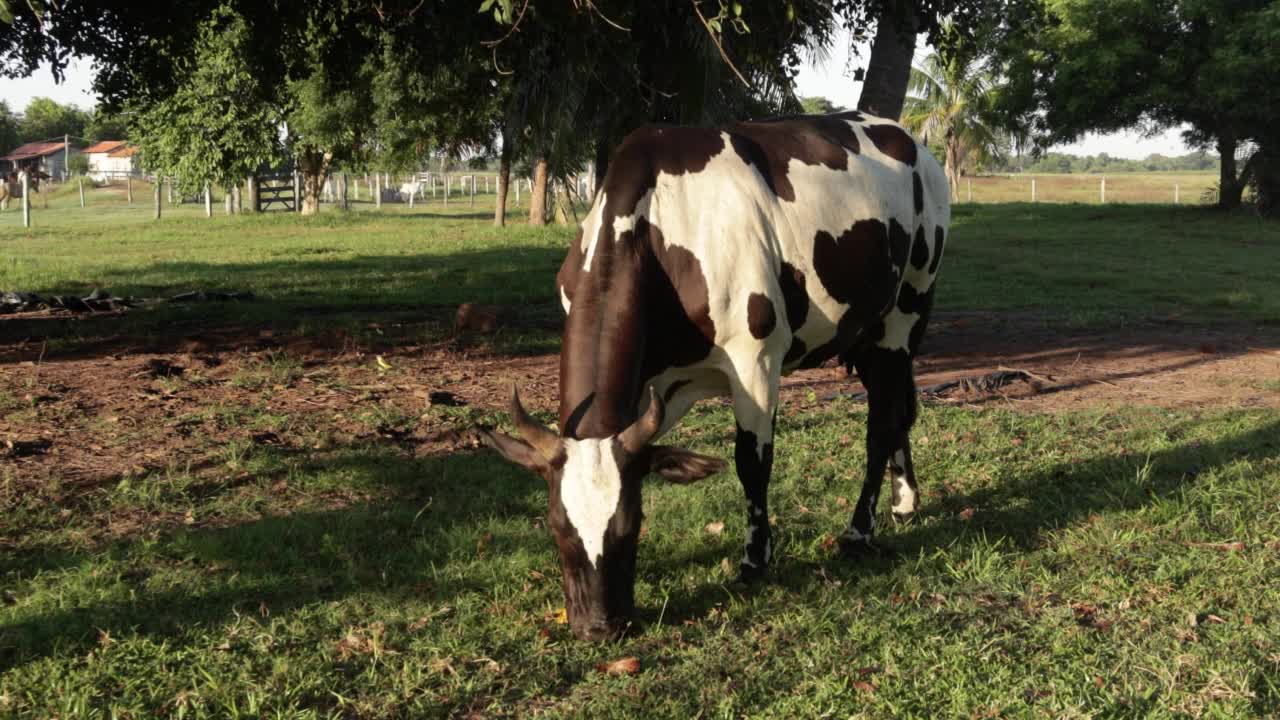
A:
2;312;1277;511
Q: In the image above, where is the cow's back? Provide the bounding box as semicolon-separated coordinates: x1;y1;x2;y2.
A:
558;113;949;430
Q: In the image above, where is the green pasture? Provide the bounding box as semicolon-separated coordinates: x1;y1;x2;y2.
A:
1;199;1278;718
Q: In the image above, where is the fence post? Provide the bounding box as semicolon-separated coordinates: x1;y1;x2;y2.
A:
127;175;133;204
154;182;161;220
1175;184;1179;204
293;171;302;213
374;173;382;208
167;177;174;205
515;177;520;206
21;172;30;228
967;178;972;202
79;177;85;208
1031;178;1036;203
1100;176;1106;203
204;184;212;217
408;181;415;209
470;176;475;207
246;174;256;213
445;175;450;206
232;184;241;214
485;176;489;194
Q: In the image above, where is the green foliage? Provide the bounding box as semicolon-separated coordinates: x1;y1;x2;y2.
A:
81;107;129;143
902;28;1007;196
130;5;281;196
65;152;88;175
799;95;844;114
996;0;1279;153
1021;150;1220;175
17;96;87;143
0;99;19;151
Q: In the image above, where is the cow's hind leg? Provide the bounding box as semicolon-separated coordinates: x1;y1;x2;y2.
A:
727;349;781;583
839;346;918;555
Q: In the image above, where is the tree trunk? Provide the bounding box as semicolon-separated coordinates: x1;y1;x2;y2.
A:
339;172;349;210
1217;133;1245;210
529;154;549;226
942;133;964;201
494;136;512;227
299;149;332;216
1251;144;1279;217
857;2;918;121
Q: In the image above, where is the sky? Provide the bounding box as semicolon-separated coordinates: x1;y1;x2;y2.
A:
2;44;1197;160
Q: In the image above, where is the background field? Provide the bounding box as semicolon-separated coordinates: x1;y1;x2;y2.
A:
1;201;1278;718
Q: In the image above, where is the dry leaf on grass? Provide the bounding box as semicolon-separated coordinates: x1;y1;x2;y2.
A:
704;521;725;536
595;657;641;676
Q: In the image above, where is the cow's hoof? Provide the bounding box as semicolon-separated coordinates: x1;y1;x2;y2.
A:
735;562;768;585
837;535;894;559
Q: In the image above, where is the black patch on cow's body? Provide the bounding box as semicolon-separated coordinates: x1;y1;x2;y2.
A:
663;380;691;402
778;262;808;332
864;124;918;166
896;279;927;315
912;172;924;214
910;226;929;269
812;219;897;315
784;337;807;365
929;227;946;275
637;219;717;382
747;293;776;339
908;286;936;355
727;115;861;202
888;218;911;274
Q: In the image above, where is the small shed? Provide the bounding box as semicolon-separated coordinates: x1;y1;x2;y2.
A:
84;141;135;181
1;141;80;180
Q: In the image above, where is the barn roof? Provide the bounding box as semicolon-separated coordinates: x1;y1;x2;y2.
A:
1;141;68;161
83;141;126;154
108;145;138;158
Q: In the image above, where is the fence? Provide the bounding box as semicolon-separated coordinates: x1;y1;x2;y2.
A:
957;173;1218;205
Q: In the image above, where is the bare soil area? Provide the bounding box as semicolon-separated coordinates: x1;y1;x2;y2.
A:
3;312;1277;498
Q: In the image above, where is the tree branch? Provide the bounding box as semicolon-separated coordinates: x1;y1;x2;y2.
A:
690;0;750;89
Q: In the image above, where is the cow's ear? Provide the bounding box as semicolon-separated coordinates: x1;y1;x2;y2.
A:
648;446;727;484
477;427;551;475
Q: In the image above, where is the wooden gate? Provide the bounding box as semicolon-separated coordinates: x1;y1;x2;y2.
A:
256;173;296;212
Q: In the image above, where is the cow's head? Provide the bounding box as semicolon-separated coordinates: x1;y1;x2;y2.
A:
478;386;725;641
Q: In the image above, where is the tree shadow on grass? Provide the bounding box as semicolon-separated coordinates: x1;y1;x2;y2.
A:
0;244;567;363
0;446;548;670
3;414;1277;670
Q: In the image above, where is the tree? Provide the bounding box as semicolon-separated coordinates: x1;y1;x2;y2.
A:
18;97;87;143
995;0;1280;213
800;96;844;114
901;34;1003;199
0;100;19;151
83;108;129;142
130;5;281;200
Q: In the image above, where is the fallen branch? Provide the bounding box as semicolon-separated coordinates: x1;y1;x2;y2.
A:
819;368;1047;404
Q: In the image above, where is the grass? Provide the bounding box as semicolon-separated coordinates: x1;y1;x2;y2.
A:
2;195;1279;354
1;198;1279;717
2;403;1277;718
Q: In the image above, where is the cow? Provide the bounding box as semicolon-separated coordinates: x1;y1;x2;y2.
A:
478;111;949;642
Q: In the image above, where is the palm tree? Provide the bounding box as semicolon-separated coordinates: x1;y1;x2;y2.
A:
901;41;1004;200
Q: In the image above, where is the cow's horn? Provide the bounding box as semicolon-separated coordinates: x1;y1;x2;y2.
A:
510;385;561;458
620;386;664;455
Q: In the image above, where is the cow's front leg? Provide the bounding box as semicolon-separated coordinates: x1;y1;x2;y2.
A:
729;351;780;583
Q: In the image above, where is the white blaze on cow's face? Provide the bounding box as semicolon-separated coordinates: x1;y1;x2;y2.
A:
558;438;627;568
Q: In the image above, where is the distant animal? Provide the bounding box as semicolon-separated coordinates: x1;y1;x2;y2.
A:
478;111;950;641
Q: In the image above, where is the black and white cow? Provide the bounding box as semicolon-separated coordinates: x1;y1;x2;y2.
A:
479;111;949;641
